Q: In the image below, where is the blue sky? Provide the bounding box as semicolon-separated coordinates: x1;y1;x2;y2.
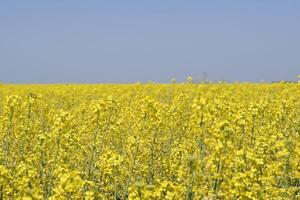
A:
0;1;299;83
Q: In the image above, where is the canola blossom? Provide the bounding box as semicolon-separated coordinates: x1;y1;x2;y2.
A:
0;83;299;199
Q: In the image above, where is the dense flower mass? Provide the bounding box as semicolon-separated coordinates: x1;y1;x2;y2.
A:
0;83;299;199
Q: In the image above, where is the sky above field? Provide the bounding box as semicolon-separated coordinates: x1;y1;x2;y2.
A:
0;1;299;83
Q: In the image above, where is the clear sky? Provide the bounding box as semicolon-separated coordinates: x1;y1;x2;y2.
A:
0;1;299;83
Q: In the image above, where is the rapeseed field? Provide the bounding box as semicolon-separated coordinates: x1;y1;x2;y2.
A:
0;83;299;199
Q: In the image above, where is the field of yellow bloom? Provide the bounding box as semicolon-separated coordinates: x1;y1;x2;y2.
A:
0;83;299;199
